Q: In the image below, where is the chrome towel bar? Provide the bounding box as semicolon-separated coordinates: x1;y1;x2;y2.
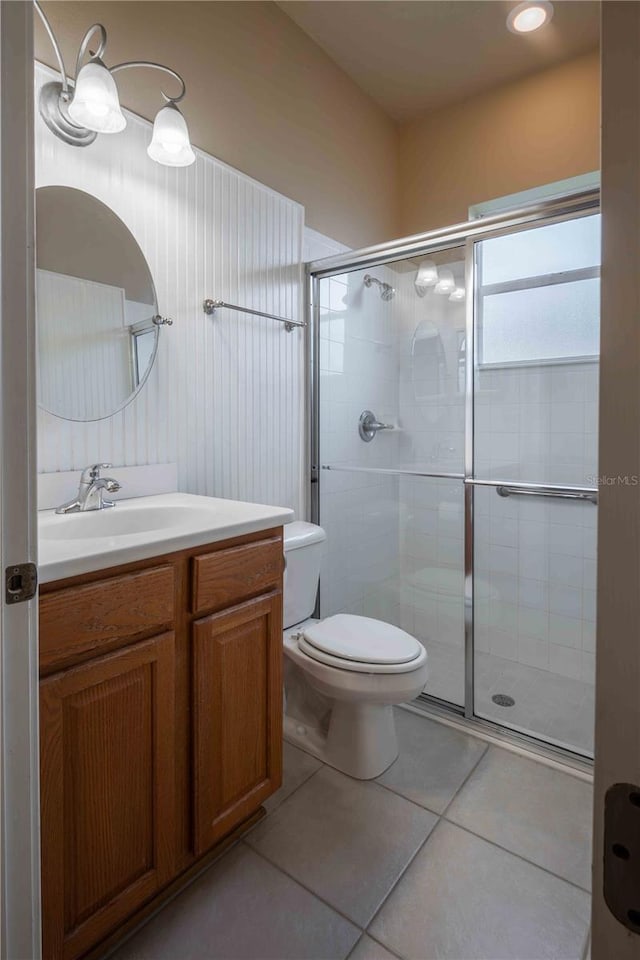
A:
203;298;304;332
496;484;598;504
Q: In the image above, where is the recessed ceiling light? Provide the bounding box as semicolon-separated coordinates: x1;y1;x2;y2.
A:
507;1;554;34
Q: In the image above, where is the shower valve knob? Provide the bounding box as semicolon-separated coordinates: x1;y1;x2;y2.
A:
359;410;394;442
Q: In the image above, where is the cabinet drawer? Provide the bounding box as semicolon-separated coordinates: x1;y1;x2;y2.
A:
192;535;283;615
40;565;175;673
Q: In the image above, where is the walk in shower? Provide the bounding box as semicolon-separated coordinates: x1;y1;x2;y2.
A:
308;192;599;759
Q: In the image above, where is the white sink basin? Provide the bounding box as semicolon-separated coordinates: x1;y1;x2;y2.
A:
40;504;211;541
38;492;294;584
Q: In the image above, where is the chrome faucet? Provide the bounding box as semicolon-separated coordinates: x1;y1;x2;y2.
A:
55;463;122;514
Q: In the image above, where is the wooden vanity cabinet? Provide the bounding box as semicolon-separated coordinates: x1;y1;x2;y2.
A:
39;527;284;960
193;591;283;854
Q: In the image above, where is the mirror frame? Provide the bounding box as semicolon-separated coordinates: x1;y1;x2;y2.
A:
36;184;162;423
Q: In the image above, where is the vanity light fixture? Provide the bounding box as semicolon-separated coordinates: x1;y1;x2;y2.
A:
434;268;456;295
449;287;466;302
507;1;554;34
34;0;195;166
415;259;439;297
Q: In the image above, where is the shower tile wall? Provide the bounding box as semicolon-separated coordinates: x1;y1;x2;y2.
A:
318;268;402;624
473;361;598;688
474;363;599;487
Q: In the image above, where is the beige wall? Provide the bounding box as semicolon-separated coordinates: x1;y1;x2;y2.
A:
35;3;600;248
35;1;399;249
398;50;600;236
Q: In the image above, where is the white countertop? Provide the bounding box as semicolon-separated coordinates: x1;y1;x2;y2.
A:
38;492;294;584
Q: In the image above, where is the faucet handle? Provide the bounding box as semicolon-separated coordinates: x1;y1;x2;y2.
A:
80;462;112;483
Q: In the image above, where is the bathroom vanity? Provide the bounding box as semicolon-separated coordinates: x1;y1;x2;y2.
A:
38;493;292;960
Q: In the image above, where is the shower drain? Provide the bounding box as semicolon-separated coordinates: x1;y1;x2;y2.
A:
492;693;515;708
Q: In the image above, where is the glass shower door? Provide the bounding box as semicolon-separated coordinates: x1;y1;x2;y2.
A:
316;248;467;707
472;212;600;755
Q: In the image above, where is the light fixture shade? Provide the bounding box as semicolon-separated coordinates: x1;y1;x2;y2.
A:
434;268;455;295
415;259;439;292
68;59;126;133
449;287;466;302
507;1;553;34
147;103;196;167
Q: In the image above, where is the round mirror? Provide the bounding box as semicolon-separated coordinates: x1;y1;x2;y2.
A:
36;186;159;421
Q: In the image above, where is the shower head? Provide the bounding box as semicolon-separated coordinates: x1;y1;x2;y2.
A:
364;274;395;301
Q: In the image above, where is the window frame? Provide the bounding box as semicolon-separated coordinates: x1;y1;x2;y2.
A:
475;223;601;370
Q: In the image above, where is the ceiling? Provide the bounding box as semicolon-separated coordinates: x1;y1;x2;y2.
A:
276;1;600;122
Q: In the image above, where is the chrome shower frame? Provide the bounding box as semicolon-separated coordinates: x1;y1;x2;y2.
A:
306;189;599;769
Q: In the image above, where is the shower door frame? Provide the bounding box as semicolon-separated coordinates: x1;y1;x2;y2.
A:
307;189;600;764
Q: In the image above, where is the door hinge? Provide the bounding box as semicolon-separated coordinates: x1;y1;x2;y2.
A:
604;782;640;934
5;562;37;604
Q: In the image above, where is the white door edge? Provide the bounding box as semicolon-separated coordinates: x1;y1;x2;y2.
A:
0;3;41;957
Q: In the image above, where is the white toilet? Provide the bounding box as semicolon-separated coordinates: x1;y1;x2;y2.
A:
283;521;428;779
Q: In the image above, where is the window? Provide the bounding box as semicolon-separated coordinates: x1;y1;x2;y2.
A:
477;214;601;366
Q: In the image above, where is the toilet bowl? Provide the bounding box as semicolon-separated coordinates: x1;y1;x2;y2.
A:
283;522;428;779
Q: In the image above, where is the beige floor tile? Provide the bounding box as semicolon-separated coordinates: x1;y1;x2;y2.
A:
246;766;438;926
377;709;487;813
370;820;590;960
446;746;593;889
263;741;323;813
109;844;359;960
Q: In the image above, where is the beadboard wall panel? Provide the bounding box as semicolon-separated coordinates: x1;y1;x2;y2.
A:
35;63;305;516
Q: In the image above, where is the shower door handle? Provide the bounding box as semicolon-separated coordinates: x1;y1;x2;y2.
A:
496;484;598;504
359;410;395;442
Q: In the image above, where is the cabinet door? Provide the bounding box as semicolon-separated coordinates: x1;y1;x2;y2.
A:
40;633;175;960
193;592;283;855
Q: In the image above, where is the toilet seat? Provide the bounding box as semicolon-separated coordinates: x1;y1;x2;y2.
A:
298;614;427;675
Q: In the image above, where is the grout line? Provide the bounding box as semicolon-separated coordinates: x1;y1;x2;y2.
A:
265;751;324;810
363;930;408;960
241;753;324;840
370;733;489;821
372;776;443;817
345;932;366;960
243;841;367;932
438;740;491;820
440;817;593;896
363;817;442;937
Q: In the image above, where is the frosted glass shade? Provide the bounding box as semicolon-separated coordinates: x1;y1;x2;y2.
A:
68;59;126;134
449;287;466;302
415;259;439;288
147;103;195;167
434;268;456;295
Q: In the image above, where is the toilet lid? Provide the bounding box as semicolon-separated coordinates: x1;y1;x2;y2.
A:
301;614;422;665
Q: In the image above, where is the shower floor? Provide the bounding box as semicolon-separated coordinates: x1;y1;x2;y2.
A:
423;639;594;756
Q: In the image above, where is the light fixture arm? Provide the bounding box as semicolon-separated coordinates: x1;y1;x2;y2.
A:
33;0;70;98
109;61;187;105
74;23;107;80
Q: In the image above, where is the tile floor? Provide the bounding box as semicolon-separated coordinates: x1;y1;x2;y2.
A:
111;709;593;960
425;639;595;756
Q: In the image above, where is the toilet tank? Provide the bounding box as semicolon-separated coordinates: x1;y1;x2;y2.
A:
283;521;327;628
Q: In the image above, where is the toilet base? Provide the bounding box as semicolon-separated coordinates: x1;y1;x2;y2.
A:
284;701;399;780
